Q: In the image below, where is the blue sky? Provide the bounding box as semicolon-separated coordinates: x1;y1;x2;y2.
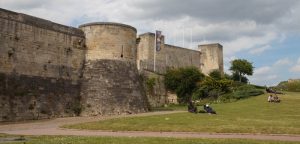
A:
1;0;299;86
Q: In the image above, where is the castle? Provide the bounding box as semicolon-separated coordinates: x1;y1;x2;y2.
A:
0;8;223;121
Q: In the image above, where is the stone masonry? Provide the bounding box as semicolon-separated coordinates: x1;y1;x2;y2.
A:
0;8;224;121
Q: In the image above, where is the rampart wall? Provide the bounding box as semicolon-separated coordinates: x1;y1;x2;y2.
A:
137;32;224;75
0;8;224;120
0;8;86;121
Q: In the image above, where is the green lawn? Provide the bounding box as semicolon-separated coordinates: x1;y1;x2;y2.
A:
0;135;298;144
64;92;300;134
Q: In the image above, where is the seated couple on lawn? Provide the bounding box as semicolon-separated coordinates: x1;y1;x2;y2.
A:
188;102;216;114
268;94;281;103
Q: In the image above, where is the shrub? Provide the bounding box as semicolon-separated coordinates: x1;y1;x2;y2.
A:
209;69;222;80
72;102;83;116
233;85;264;99
146;77;156;92
192;77;233;100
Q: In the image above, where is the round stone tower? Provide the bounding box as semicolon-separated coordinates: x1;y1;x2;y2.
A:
79;22;149;116
79;22;137;62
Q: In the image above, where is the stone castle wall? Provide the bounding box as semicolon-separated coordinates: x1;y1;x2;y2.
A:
136;33;223;75
137;33;202;74
0;8;224;121
0;8;86;121
79;23;149;116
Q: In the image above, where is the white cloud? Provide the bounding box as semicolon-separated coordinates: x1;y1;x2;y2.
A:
222;32;277;56
289;57;300;72
254;66;271;75
266;75;278;80
274;58;292;66
290;65;300;72
297;57;300;64
251;57;300;86
0;0;299;58
224;56;237;63
249;45;271;55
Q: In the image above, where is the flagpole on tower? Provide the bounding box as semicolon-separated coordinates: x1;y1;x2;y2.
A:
154;32;157;72
154;30;162;73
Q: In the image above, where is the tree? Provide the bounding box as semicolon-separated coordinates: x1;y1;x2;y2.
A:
230;59;254;83
232;72;249;83
165;67;205;103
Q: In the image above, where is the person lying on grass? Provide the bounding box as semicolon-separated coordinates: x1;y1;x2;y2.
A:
203;104;217;114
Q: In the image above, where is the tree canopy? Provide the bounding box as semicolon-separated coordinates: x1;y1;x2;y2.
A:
230;59;254;83
164;67;205;103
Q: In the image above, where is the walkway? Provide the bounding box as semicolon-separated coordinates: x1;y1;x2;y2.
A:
0;111;299;142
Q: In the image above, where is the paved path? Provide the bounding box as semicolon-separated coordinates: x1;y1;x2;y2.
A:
0;111;300;142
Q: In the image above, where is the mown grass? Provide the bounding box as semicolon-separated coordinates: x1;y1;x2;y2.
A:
0;135;298;144
64;92;300;134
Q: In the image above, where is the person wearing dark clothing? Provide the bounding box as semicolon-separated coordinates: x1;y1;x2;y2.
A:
188;101;197;113
203;104;216;114
266;87;284;94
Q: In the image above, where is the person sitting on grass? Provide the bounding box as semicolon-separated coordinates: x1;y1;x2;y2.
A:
273;94;281;103
203;104;216;114
188;101;197;113
268;95;273;102
268;94;281;103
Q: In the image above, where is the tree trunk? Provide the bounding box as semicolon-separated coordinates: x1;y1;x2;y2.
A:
239;72;242;82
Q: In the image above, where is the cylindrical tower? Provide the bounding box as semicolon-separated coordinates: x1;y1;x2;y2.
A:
79;22;137;62
79;22;149;116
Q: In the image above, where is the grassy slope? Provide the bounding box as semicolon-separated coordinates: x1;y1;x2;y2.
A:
64;92;300;134
0;135;298;144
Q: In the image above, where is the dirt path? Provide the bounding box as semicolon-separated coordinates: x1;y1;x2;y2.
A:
0;111;299;142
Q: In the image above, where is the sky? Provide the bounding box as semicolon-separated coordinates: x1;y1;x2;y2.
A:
1;0;299;86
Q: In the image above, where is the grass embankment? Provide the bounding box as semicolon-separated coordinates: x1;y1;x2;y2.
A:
0;135;298;144
64;92;300;134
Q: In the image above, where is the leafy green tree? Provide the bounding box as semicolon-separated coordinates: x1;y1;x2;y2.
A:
232;72;249;83
164;69;181;91
230;59;254;83
165;67;205;103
